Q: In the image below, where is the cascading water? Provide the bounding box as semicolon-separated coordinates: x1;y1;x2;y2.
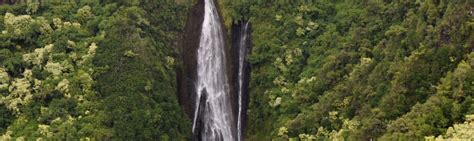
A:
237;21;249;141
192;0;235;140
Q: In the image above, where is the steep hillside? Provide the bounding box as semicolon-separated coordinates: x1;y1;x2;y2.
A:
0;0;472;140
0;1;192;140
223;1;473;140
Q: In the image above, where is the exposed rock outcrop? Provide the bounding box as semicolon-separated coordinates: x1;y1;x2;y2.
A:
177;0;205;118
230;20;252;140
177;0;252;139
192;88;208;140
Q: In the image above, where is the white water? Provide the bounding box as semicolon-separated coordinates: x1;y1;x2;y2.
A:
237;21;249;141
192;0;235;140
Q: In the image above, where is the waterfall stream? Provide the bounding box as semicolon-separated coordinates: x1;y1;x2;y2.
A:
237;21;249;141
192;0;235;140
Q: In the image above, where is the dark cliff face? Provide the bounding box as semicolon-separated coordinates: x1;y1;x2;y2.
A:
177;0;205;118
178;0;233;121
178;0;251;139
193;88;208;140
230;20;252;140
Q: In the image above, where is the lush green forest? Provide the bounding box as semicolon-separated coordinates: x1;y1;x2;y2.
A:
222;0;474;140
0;0;191;140
0;0;473;140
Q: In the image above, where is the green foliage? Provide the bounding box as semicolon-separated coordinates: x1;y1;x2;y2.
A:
92;1;191;140
382;53;474;139
0;0;472;140
0;1;191;140
222;1;474;140
0;8;102;139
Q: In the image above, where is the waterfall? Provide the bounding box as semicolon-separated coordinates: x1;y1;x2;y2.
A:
192;0;235;140
237;21;249;141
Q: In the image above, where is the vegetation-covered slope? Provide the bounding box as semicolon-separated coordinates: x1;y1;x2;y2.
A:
0;0;472;140
0;1;191;140
222;0;473;140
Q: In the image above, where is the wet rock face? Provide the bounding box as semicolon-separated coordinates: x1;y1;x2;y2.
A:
230;20;252;140
177;0;205;118
177;0;252;139
178;0;234;121
193;88;208;140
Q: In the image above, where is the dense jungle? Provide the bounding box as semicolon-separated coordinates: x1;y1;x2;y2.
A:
0;0;473;140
